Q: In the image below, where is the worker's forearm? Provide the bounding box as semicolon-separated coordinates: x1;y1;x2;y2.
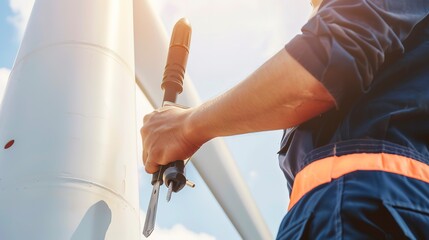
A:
184;49;335;144
142;48;335;173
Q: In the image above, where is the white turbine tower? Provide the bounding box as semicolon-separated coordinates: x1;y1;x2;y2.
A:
0;0;139;239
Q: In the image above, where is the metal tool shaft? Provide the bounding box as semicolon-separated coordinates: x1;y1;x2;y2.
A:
143;181;161;237
143;18;192;238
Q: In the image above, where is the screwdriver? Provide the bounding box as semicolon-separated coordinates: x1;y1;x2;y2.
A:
142;18;193;238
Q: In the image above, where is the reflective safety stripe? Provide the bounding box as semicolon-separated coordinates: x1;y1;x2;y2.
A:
288;153;429;210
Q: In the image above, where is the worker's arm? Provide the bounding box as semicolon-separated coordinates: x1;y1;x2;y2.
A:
141;49;335;173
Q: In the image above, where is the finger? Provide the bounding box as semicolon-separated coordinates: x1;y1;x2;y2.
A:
142;149;148;166
144;158;159;174
140;126;148;165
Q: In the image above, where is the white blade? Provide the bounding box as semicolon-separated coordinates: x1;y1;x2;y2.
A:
133;0;272;239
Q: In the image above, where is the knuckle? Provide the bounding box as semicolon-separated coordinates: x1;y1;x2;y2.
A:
143;112;153;123
140;125;152;138
140;126;147;137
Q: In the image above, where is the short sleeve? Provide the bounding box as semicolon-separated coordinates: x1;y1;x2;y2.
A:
286;0;429;107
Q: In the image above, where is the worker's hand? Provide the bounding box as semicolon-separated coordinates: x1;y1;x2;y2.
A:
141;105;201;173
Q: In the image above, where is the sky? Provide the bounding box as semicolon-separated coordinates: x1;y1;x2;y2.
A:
0;0;312;239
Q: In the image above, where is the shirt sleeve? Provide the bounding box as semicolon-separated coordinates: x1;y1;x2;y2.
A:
286;0;429;107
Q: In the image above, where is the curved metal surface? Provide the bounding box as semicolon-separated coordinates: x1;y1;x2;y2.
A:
0;0;140;239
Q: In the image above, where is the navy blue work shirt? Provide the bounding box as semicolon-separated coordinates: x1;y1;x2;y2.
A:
279;0;429;193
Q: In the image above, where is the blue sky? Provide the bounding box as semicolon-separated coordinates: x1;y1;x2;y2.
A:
0;0;311;239
0;4;17;68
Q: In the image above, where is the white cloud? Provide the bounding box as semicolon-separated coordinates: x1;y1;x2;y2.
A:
148;224;216;240
154;0;286;47
7;0;35;39
152;0;311;59
249;170;258;179
140;210;216;240
0;68;11;103
150;0;312;98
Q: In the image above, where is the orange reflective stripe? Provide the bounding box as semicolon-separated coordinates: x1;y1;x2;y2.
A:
288;153;429;210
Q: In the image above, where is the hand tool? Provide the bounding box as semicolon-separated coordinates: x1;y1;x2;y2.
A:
142;18;194;238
